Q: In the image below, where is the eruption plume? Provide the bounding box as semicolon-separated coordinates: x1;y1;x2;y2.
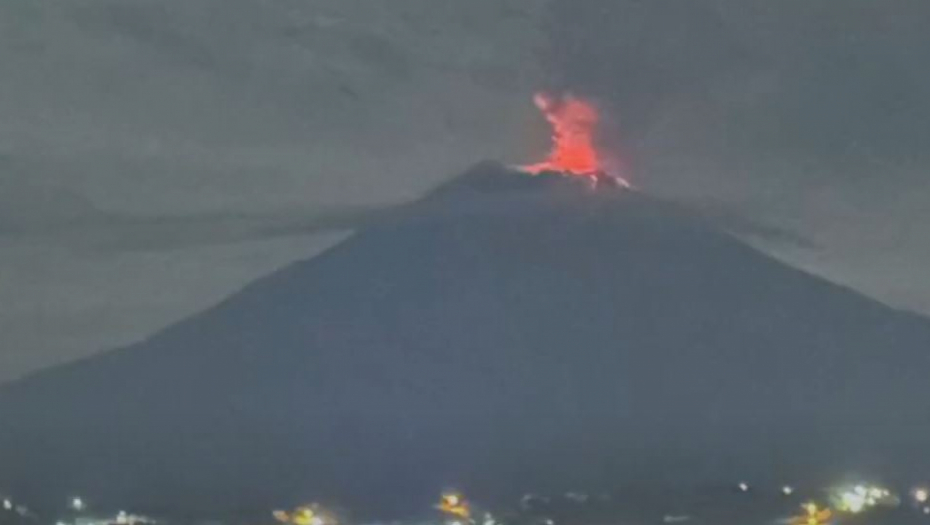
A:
521;92;630;187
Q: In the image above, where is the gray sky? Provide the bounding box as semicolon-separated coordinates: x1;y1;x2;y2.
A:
2;0;929;383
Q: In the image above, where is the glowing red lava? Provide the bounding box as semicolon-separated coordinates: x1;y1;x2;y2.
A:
521;92;630;188
523;93;600;174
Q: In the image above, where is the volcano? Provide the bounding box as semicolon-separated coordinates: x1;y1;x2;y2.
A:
1;162;929;518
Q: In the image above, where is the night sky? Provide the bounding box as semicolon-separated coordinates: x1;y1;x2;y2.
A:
2;0;929;382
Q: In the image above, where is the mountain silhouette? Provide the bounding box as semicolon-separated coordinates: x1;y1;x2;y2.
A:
2;162;929;519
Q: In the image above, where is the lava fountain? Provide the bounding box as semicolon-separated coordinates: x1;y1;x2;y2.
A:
521;92;630;187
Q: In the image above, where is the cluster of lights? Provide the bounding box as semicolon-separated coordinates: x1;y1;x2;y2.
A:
833;484;894;514
22;482;930;525
1;497;36;519
735;481;797;496
272;504;329;525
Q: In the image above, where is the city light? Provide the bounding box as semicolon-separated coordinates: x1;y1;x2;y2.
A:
792;502;832;525
3;479;923;525
272;504;332;525
832;484;896;514
915;488;929;504
438;492;470;519
839;490;866;513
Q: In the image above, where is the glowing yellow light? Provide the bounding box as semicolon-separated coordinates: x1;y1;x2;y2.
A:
292;507;316;525
438;492;470;519
274;504;333;525
791;502;832;525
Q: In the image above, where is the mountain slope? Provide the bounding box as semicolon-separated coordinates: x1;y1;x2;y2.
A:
2;163;929;518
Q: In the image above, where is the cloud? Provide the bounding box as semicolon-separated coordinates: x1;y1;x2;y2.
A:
1;202;386;253
1;152;390;252
690;200;817;249
0;161;100;230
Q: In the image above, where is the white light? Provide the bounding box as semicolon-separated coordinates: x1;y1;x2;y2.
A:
738;482;750;492
923;506;930;515
782;485;795;496
843;492;866;513
71;497;85;511
2;499;12;511
915;488;930;504
854;485;867;496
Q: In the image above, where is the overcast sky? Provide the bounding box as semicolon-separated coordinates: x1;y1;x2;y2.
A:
2;0;929;383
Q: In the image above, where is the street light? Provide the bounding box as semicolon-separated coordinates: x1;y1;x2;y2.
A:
71;497;85;512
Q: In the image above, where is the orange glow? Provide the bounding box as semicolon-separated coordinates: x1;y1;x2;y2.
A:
438;493;471;519
791;503;832;525
523;92;603;176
